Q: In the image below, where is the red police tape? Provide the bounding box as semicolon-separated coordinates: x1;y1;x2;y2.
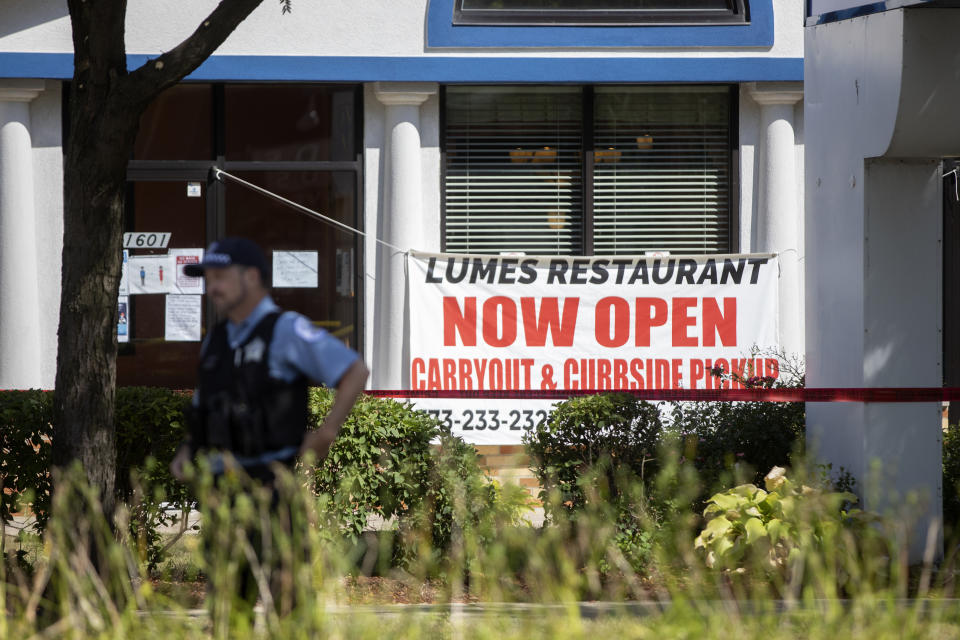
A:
365;388;960;402
8;388;960;402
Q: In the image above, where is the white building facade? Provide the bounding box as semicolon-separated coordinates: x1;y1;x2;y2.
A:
805;0;960;561
0;0;804;390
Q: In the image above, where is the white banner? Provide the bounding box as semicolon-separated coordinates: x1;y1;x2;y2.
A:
405;252;781;444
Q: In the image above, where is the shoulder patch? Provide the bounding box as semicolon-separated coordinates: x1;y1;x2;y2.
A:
293;316;325;343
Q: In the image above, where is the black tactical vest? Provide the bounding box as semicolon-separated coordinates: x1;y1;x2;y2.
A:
192;311;309;458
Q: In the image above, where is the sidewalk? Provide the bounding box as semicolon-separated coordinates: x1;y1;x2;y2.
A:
5;504;546;538
157;505;545;534
4;513;36;538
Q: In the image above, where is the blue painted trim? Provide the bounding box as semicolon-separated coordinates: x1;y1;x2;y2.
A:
0;53;72;79
427;0;773;47
807;1;888;25
805;0;935;26
0;53;802;83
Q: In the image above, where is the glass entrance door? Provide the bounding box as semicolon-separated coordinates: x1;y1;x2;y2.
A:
119;179;208;388
121;82;363;389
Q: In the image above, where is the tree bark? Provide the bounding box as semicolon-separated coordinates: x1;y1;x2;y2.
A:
53;0;267;513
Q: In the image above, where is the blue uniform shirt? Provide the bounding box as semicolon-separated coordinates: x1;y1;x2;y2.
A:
194;296;360;472
217;296;359;386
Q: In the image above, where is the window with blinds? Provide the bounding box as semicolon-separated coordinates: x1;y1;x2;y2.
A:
442;85;733;256
444;87;584;254
592;86;731;254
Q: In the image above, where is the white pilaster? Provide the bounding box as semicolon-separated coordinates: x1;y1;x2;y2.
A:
749;82;804;358
804;8;960;561
0;80;44;389
372;82;437;389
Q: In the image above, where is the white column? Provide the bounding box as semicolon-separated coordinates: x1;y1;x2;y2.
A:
372;82;437;389
749;82;804;358
0;81;44;389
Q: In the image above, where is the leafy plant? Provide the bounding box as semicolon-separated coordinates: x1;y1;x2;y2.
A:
0;388;195;570
694;466;862;574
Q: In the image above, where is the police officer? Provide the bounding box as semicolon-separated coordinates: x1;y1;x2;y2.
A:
170;237;368;481
168;237;368;621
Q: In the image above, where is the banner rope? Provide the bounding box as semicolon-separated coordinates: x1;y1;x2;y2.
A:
212;168;408;254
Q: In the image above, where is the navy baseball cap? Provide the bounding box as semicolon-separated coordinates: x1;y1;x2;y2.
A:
183;237;269;280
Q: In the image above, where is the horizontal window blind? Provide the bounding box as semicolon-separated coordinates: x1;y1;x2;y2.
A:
442;85;732;256
454;0;749;25
444;87;583;254
592;86;730;255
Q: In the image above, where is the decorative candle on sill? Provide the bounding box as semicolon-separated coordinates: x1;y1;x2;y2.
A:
594;147;622;163
546;212;565;230
533;146;557;163
509;148;532;163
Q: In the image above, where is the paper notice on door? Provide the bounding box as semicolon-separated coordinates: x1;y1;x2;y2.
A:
117;296;129;343
272;250;318;288
128;255;175;295
165;294;202;342
119;250;130;296
169;248;205;294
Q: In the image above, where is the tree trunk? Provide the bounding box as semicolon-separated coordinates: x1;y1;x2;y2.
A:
52;0;266;515
53;88;141;516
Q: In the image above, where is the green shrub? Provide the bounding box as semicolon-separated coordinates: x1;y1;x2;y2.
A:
0;388;192;570
943;423;960;536
114;387;196;570
0;390;53;532
668;378;804;495
307;389;528;569
306;390;438;541
524;393;663;520
523;393;665;575
1;387;519;573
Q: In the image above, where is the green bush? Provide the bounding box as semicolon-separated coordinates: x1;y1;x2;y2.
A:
0;388;192;570
114;387;196;569
0;390;53;532
307;390;438;541
398;430;535;576
943;422;960;536
668;379;804;495
524;393;663;520
523;393;665;575
306;389;528;569
1;387;518;572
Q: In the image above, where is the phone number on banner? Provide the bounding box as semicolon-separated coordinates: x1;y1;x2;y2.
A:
406;398;558;445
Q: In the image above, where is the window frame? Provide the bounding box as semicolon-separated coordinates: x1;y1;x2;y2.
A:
439;83;740;257
452;0;750;27
427;0;771;48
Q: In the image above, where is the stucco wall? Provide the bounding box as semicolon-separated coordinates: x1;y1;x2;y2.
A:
0;0;803;59
0;0;805;387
